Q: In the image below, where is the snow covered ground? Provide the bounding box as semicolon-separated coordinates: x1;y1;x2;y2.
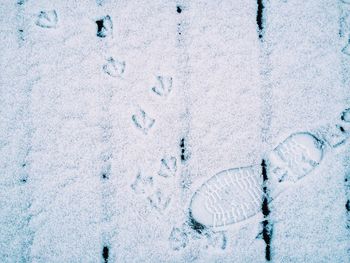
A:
0;0;349;262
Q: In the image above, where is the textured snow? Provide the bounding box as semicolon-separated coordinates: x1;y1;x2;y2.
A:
0;0;349;262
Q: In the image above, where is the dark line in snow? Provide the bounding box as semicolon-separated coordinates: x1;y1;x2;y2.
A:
96;15;112;38
102;246;109;263
261;159;273;261
180;137;187;162
257;0;265;39
345;167;350;231
177;5;182;14
175;1;194;208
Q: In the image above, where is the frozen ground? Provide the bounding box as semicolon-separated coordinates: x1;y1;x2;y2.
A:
0;0;349;262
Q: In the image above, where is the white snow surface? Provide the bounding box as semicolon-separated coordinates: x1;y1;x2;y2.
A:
0;0;349;262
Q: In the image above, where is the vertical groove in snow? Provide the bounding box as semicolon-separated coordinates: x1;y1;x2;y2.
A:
261;159;272;261
257;0;265;39
258;39;273;144
339;2;350;253
175;0;193;205
257;0;272;163
102;245;109;262
174;4;202;257
258;1;274;261
94;2;117;261
345;165;350;237
3;1;35;261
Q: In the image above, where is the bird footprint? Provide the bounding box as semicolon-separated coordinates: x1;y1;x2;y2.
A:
147;189;171;212
158;156;177;178
132;109;155;134
205;231;227;250
130;173;153;194
35;10;58;28
103;57;125;77
168;227;189;251
151;76;173;97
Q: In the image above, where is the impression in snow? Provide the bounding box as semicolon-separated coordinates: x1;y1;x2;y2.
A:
131;109;155;134
151;76;173;98
35;10;58;28
96;15;113;38
168;227;188;251
189;132;324;229
268;132;324;183
190;165;263;228
158;156;177;178
341;108;350;122
102;57;125;77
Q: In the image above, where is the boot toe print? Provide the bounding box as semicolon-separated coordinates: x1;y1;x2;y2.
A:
269;132;324;181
